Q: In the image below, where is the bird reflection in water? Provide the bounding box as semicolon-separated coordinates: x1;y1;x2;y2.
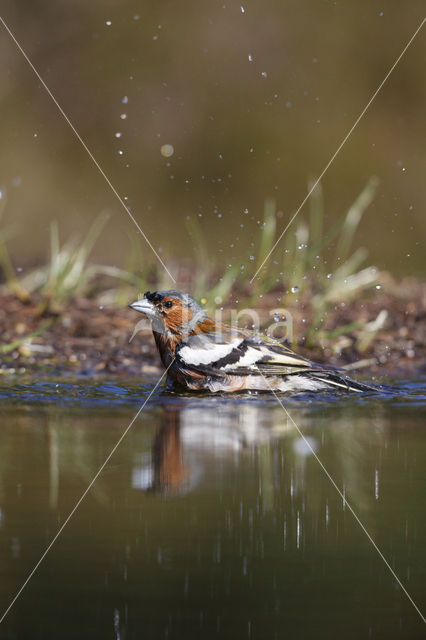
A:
131;398;382;521
151;406;189;493
132;400;292;495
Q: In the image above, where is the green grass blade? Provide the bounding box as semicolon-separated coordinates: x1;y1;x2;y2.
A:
256;198;276;275
0;318;57;354
334;177;379;265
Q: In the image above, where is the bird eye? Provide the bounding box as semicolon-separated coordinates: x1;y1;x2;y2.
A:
164;300;173;309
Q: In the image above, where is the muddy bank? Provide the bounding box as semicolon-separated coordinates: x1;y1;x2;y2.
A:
0;280;425;380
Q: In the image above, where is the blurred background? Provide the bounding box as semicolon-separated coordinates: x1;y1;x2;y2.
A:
0;0;425;279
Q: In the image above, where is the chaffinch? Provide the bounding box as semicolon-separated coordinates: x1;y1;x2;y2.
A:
129;290;374;394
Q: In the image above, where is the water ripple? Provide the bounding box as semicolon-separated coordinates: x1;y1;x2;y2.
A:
0;377;424;409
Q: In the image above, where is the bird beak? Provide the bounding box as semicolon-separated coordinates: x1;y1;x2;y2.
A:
128;298;157;318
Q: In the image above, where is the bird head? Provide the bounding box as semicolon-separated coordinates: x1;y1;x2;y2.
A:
129;290;207;337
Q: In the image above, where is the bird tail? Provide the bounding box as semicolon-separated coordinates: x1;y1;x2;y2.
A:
303;368;376;393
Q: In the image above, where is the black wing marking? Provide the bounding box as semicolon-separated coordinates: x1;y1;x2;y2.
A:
176;327;375;393
177;331;311;376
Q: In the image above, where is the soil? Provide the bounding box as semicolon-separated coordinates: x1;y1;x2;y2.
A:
0;277;425;381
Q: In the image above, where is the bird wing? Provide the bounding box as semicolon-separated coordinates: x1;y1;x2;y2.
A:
175;326;376;392
176;328;311;377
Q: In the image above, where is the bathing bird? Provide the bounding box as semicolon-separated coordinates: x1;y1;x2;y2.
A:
129;290;375;394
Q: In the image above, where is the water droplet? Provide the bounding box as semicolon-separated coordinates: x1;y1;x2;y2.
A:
240;265;245;271
243;208;248;214
248;54;253;62
115;132;122;138
122;96;129;104
375;285;381;290
261;71;268;78
120;113;127;120
161;144;174;157
249;255;254;261
118;150;124;155
273;313;280;323
240;5;245;13
105;20;112;26
327;273;332;279
291;286;299;293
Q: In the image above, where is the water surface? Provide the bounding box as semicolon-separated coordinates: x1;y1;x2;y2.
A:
0;378;425;639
